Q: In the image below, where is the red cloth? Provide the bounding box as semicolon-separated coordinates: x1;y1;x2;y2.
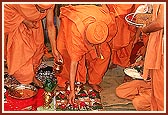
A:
4;88;44;111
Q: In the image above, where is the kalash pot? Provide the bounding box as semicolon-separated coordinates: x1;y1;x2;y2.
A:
53;59;63;74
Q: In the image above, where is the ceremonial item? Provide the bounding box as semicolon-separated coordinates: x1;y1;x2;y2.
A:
125;4;152;27
124;68;143;80
8;84;38;99
53;59;63;74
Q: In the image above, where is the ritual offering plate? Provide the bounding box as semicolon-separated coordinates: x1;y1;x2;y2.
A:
125;13;152;28
8;84;38;99
124;68;143;80
125;13;143;27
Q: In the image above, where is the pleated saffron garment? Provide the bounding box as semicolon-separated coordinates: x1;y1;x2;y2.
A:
4;4;53;84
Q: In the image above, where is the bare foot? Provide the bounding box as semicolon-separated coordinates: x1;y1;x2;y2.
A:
89;84;103;92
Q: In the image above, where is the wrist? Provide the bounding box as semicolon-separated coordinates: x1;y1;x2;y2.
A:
70;89;75;93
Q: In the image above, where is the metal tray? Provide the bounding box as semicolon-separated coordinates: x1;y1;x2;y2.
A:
8;84;38;99
124;68;143;80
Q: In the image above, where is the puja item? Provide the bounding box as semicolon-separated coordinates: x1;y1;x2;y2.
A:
56;104;67;111
43;91;53;109
77;89;90;104
88;89;101;106
78;101;91;111
135;13;152;25
43;78;56;92
133;66;143;74
72;103;79;111
53;82;103;111
125;4;152;27
66;104;74;111
54;91;68;109
91;102;103;110
53;59;63;74
36;64;56;84
75;82;84;94
124;68;143;80
66;103;79;111
8;84;38;99
125;13;143;27
55;91;67;100
4;72;20;87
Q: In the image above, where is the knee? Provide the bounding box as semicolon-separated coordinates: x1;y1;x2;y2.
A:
115;87;125;98
132;97;150;111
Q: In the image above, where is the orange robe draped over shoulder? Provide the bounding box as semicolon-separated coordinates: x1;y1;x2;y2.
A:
142;4;164;111
4;4;47;84
57;5;116;87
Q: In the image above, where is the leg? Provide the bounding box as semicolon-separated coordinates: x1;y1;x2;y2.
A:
116;80;150;100
132;95;151;111
86;43;111;92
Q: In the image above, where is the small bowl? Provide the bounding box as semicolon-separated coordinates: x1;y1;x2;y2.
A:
53;60;63;74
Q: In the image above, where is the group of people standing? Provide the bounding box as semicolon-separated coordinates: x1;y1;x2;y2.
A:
4;3;164;111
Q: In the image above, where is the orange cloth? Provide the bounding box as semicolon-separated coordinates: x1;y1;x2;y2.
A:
56;5;116;87
107;4;138;67
4;4;48;84
106;4;134;17
116;80;151;111
142;4;164;111
37;4;53;9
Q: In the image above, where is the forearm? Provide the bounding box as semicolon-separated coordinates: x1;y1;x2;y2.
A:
142;21;163;33
46;6;58;56
69;61;78;92
47;25;58;54
142;4;164;34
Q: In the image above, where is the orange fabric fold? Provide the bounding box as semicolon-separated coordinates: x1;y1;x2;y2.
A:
107;4;139;67
116;80;151;111
142;4;164;111
4;4;47;84
56;5;116;87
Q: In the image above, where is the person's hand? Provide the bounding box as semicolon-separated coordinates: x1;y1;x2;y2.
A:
130;60;144;67
68;90;75;105
134;29;142;45
22;19;38;29
137;46;146;57
52;49;63;63
142;74;151;82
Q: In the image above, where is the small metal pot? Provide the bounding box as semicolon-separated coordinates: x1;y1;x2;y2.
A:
53;60;63;74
